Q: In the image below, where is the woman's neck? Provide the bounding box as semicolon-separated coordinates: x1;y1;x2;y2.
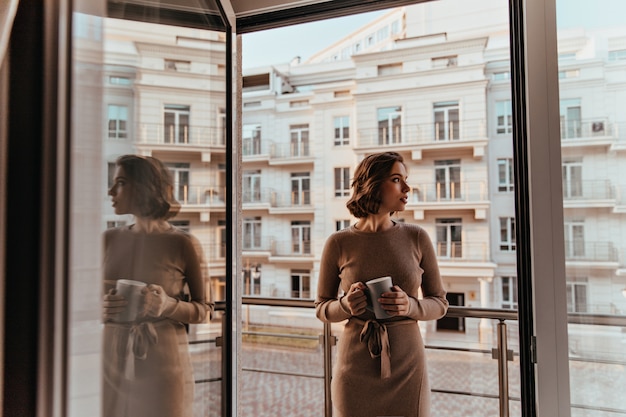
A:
132;217;171;233
355;215;394;232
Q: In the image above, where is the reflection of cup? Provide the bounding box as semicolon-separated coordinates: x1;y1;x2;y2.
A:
115;279;147;322
366;276;393;319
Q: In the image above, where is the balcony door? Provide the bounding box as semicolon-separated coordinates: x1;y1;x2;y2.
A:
164;104;190;143
435;159;461;200
434;101;459;141
377;106;402;144
436;218;462;258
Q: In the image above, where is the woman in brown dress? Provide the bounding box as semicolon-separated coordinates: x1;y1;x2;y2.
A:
315;151;448;417
102;154;213;417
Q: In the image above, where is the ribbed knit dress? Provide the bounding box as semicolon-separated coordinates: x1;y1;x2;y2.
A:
315;221;448;417
102;225;213;417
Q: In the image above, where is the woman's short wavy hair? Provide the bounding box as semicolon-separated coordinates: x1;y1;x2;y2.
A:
115;154;181;220
346;151;405;218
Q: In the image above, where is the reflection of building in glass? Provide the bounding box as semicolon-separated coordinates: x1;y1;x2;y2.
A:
102;2;626;318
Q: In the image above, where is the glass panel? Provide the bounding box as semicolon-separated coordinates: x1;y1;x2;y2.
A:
242;1;517;416
69;1;226;416
557;1;626;415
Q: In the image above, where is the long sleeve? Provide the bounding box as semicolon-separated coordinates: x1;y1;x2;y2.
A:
315;236;352;322
406;228;448;321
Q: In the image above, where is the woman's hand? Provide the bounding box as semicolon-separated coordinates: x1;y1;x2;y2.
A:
378;285;411;317
103;289;127;322
344;282;368;316
142;284;175;318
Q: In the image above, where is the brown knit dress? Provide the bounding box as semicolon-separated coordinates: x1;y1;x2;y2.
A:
102;226;212;417
315;221;448;417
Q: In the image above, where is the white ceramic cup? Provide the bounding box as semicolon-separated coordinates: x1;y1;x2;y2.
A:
115;279;147;322
365;276;393;319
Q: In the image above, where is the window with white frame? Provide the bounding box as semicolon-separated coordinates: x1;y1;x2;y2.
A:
217;219;226;259
243;263;261;296
499;217;516;251
564;220;585;259
559;98;582;139
501;277;518;309
243;123;262;156
435;159;461;200
335;167;350;197
433;101;459;141
377;106;402;145
336;219;351;231
106;220;127;229
291;172;311;205
436;218;462;258
289;124;309;157
497;158;514;192
164;58;191;71
107;104;128;139
334;116;350;146
562;160;583;199
165;162;191;204
291;221;311;255
243;170;262;203
608;49;626;61
291;269;311;299
566;277;588;313
496;100;513;134
243;217;262;250
164;104;190;143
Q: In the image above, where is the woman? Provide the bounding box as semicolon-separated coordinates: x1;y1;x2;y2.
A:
102;154;213;417
315;151;448;417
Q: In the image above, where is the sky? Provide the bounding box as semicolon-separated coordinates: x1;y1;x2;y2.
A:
241;0;626;70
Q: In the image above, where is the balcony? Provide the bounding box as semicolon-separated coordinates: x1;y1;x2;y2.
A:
176;185;225;219
269;142;315;165
242;188;273;210
562;179;616;209
269;190;313;214
564;240;619;269
560;119;619;149
187;300;626;417
242;137;270;162
406;181;490;219
355;119;488;160
269;240;314;262
136;123;226;160
242;236;273;257
435;241;497;278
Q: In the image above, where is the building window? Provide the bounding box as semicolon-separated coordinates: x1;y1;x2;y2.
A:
336;219;351;231
164;104;190;143
291;172;311;205
291;221;311;255
377;106;402;145
501;277;518;309
106;220;126;229
334;116;350;146
165;162;191;204
243;217;262;250
493;71;511;81
107;105;128;139
243;124;261;156
164;58;191;71
566;278;588;313
335;167;351;197
291;269;311;299
562;160;583;199
243;170;262;203
558;69;580;79
608;49;626;61
433;101;459;141
290;124;309;157
560;98;582;139
109;76;131;85
436;218;462;258
435;159;461;200
107;162;116;188
498;158;514;192
564;220;585;259
496;100;513;134
499;217;516;251
243;263;261;296
376;26;389;42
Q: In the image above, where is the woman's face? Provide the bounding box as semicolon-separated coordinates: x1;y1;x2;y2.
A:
378;161;410;214
108;165;135;215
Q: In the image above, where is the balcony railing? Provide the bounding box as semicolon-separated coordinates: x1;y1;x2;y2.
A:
175;185;225;206
271;190;312;207
563;240;619;263
138;123;226;147
191;300;626;417
410;181;488;203
270;141;311;159
435;241;491;262
562;179;615;201
560;119;615;140
356;119;487;148
271;239;313;257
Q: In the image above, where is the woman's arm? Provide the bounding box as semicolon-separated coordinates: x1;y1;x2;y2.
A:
315;237;353;323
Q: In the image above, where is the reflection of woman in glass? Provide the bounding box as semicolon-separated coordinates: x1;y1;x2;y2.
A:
102;154;213;417
315;151;448;417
